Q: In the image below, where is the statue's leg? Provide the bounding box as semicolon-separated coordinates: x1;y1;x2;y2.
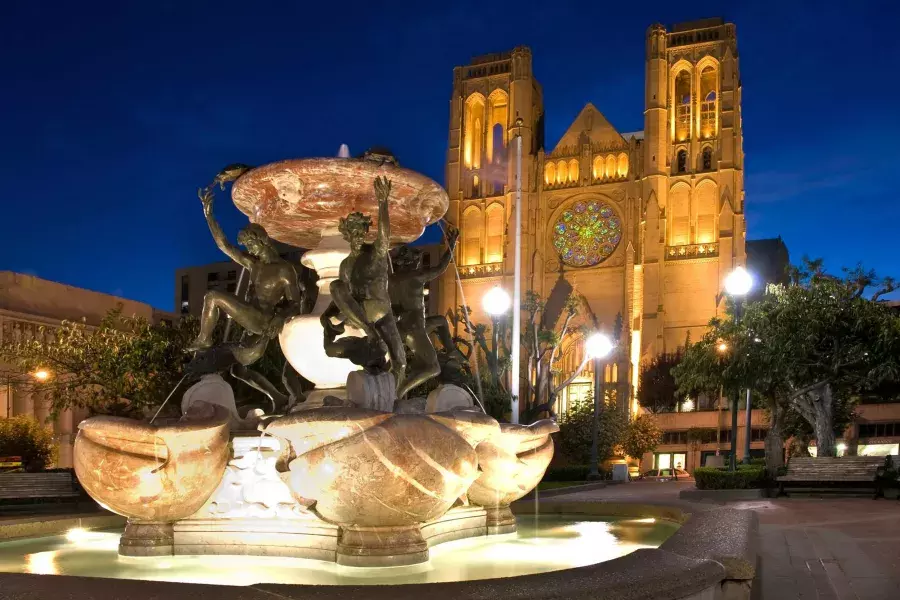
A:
190;291;269;349
398;324;440;399
230;363;288;413
426;315;466;360
374;315;407;397
230;333;269;366
329;280;378;340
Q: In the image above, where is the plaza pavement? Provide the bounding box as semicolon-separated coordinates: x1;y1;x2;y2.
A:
547;481;900;600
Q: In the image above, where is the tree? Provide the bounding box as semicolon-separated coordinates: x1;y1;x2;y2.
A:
0;416;57;471
522;290;592;419
0;307;198;418
622;414;662;460
557;391;628;466
675;259;900;465
637;350;684;413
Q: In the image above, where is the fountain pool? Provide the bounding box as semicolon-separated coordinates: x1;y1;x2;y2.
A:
0;515;677;587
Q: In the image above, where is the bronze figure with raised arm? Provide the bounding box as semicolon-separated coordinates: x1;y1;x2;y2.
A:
323;175;407;394
389;226;461;397
187;166;305;369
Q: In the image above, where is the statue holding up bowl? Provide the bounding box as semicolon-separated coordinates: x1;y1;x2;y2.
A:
322;175;407;394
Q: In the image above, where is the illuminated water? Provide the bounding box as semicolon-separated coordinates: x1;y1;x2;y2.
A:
0;515;677;586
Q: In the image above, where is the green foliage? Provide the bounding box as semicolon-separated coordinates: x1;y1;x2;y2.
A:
637;350;684;413
693;466;767;490
622;414;662;458
557;393;628;465
0;416;57;472
0;307;198;418
674;259;900;458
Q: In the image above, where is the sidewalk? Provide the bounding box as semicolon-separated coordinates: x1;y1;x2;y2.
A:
547;481;900;599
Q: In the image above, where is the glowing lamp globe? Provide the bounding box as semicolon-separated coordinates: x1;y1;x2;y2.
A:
585;332;614;360
483;286;511;316
724;266;752;297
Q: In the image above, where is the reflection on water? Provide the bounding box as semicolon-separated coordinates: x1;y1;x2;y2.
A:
0;516;678;586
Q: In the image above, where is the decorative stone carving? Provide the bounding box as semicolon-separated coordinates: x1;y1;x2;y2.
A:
73;402;231;523
346;371;396;412
181;374;262;431
195;435;309;520
425;384;474;413
467;419;559;533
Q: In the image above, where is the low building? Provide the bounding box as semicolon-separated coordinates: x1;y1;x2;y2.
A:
0;271;172;467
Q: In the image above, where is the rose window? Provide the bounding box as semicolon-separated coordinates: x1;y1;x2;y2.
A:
552;200;621;267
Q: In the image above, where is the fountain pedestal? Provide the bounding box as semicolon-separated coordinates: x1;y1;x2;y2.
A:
120;521;174;557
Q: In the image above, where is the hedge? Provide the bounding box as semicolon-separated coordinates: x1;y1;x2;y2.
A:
693;466;767;490
542;465;610;482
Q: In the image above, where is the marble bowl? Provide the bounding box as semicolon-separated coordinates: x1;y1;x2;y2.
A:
263;407;499;527
73;403;231;522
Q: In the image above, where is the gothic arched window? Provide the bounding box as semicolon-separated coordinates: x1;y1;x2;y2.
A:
702;147;713;171
675;70;692;141
567;158;579;183
544;162;556;186
676;149;688;174
700;66;717;138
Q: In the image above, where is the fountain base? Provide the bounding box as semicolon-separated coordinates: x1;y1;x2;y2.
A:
336;524;428;567
485;505;518;535
120;521;174;557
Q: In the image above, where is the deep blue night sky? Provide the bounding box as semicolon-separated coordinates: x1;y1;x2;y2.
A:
2;1;898;311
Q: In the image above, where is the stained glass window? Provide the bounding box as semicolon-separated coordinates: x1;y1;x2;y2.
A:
552;200;622;267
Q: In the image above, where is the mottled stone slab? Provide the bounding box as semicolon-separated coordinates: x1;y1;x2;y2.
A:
425;384;474;413
231;158;448;248
346;371;396;412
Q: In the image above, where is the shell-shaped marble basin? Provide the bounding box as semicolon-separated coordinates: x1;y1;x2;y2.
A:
263;407;499;527
73;403;231;522
231;158;449;249
467;419;559;508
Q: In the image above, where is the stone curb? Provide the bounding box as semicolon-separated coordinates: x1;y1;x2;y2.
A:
518;481;608;499
0;512;125;541
678;488;768;503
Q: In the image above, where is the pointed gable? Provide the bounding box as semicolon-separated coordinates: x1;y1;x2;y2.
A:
550;103;627;155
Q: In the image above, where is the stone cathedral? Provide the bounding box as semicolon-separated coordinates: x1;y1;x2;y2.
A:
437;18;746;415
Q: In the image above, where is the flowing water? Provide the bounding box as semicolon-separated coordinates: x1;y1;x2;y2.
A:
0;515;677;587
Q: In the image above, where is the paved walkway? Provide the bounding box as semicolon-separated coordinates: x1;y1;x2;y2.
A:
548;482;900;599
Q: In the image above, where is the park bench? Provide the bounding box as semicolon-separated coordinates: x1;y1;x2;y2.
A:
777;456;887;498
0;472;82;506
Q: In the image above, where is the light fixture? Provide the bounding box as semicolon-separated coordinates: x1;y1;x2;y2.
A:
717;342;728;353
585;332;614;359
724;266;752;297
482;286;511;316
32;369;50;381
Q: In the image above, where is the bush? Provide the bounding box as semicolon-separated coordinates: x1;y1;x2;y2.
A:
0;416;57;472
557;395;627;465
750;457;767;467
693;466;767;490
543;465;592;482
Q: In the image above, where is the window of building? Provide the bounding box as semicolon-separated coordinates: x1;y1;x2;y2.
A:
674;70;692;141
700;66;717;138
180;275;189;303
544;162;556;186
180;300;189;314
423;253;432;268
676;149;688;173
702;147;713;170
464;94;486;169
227;270;237;280
858;422;900;438
207;272;219;282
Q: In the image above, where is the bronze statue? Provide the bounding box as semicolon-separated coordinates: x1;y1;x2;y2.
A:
321;176;406;393
187;166;306;409
389;227;461;397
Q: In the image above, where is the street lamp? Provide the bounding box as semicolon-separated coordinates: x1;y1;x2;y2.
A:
483;286;511;387
585;332;614;480
724;266;752;470
32;369;51;382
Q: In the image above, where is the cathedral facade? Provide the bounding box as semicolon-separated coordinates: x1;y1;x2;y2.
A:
437;18;746;416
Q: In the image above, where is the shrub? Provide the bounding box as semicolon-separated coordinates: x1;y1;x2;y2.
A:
543;465;591;482
693;466;767;490
557;395;627;465
0;416;57;472
750;457;767;467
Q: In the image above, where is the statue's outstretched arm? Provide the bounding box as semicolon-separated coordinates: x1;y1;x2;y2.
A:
373;176;391;257
421;225;459;281
200;187;252;269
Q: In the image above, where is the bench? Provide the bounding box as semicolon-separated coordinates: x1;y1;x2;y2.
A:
0;472;82;506
777;456;887;498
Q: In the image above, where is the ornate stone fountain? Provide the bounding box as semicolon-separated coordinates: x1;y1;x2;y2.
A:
73;151;558;567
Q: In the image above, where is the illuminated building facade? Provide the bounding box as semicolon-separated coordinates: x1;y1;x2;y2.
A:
439;18;746;416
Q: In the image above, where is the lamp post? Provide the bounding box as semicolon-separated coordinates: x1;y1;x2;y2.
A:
723;266;752;471
585;332;614;479
482;286;511;387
